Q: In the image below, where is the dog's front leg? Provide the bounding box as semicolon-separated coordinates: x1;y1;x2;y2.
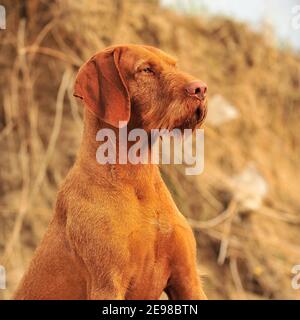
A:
90;283;124;300
165;271;207;300
68;213;126;300
85;263;126;300
80;253;126;300
165;225;207;300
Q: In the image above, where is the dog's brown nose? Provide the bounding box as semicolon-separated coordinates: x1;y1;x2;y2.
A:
185;80;207;100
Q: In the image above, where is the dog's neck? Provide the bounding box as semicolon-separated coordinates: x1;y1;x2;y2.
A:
76;109;160;186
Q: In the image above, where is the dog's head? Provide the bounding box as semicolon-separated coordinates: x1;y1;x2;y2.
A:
74;44;207;131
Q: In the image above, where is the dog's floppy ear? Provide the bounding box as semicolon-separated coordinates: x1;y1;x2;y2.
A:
73;47;130;128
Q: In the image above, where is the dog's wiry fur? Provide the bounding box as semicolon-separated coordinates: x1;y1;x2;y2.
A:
14;45;207;300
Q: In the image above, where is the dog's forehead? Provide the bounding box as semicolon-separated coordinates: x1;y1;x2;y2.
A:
123;45;177;67
141;46;177;65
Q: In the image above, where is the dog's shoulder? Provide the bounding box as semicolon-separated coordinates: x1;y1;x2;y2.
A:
172;210;196;242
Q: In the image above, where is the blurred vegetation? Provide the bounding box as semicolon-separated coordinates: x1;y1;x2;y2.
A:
0;0;300;300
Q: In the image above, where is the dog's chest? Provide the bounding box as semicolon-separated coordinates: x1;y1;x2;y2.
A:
127;181;178;261
128;206;174;256
124;207;174;298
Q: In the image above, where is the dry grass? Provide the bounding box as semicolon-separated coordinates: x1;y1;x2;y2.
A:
0;0;300;300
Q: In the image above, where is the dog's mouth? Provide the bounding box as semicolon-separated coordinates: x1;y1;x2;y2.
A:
174;101;207;131
195;106;203;122
193;99;207;126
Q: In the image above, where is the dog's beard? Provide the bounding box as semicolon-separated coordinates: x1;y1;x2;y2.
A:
138;97;207;132
164;99;207;131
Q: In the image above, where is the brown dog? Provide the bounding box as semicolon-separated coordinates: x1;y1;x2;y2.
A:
14;44;208;300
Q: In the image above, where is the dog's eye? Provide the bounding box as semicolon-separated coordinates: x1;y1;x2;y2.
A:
141;67;154;74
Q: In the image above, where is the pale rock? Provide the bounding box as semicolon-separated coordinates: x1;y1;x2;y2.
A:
206;94;239;126
230;164;268;211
